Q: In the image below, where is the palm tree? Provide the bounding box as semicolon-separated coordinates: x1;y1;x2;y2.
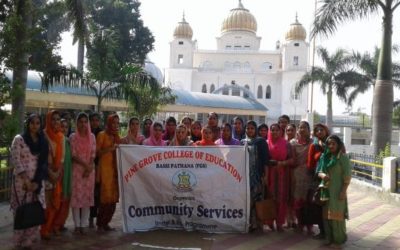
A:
348;47;400;106
10;0;33;132
65;0;89;73
296;47;364;128
128;84;176;121
312;0;400;155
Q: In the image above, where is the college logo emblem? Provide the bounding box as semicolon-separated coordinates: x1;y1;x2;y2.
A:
172;170;197;192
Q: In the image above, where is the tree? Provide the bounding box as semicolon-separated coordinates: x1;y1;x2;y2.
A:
296;47;364;128
84;29;126;112
80;30;158;112
128;83;176;121
312;0;400;155
65;0;90;72
90;0;154;66
0;0;70;132
1;0;33;132
41;1;156;112
348;47;400;106
393;105;400;127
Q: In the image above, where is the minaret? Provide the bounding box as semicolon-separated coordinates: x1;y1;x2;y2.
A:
282;14;309;71
169;13;195;69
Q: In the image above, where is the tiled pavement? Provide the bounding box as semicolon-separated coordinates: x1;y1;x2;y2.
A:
0;184;399;250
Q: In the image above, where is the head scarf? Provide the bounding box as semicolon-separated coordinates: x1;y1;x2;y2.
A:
216;123;240;145
258;123;269;140
196;126;215;146
232;117;245;140
44;110;64;208
170;124;192;146
73;113;94;157
22;114;48;193
105;114;120;144
190;121;202;142
124;117;144;144
313;123;330;144
297;121;311;145
267;123;287;161
244;120;258;143
145;122;167;146
163;116;177;140
142;118;153;139
317;135;344;201
44;110;64;170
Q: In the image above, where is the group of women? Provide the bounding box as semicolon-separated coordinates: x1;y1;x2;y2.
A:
10;111;351;249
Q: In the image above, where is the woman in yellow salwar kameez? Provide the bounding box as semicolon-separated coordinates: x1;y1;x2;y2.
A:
96;114;120;231
318;135;351;248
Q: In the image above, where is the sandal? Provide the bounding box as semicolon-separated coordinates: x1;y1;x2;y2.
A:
103;225;116;231
73;227;81;235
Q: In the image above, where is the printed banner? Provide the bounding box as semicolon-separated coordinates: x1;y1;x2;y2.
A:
117;145;249;233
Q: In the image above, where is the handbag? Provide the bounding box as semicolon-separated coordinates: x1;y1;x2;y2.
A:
255;180;277;221
255;198;277;221
13;183;45;230
312;187;326;206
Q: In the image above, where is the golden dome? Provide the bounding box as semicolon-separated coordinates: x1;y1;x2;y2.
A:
173;14;193;39
221;0;257;34
285;15;307;41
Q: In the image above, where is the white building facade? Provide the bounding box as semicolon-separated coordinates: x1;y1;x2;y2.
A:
166;0;310;123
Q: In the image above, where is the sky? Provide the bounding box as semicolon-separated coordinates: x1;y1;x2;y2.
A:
60;0;400;116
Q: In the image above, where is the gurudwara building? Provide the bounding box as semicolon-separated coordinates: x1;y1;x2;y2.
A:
166;0;310;124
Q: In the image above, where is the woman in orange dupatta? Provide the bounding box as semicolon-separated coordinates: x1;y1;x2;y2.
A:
41;110;65;240
96;114;120;231
194;126;216;146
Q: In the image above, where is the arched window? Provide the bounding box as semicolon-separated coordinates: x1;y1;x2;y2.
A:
291;85;300;100
244;85;250;98
257;85;263;99
233;61;241;72
202;61;212;70
210;84;215;93
232;85;240;96
202;84;207;93
243;62;251;73
222;84;229;95
262;62;273;71
266;85;271;99
224;61;232;71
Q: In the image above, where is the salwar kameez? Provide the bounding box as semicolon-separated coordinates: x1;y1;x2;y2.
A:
96;130;119;229
41;111;65;238
320;154;351;245
10;135;46;248
241;137;269;231
291;138;312;230
53;137;72;232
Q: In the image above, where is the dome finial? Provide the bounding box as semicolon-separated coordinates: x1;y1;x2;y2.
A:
285;13;307;41
238;0;244;8
174;11;193;39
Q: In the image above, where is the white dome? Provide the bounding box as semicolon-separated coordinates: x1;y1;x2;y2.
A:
144;60;163;85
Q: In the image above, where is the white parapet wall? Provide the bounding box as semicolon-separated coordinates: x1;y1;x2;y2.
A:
382;157;399;193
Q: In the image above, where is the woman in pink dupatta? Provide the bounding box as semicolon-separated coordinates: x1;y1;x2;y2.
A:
143;122;168;146
69;113;96;234
266;123;293;232
121;117;145;145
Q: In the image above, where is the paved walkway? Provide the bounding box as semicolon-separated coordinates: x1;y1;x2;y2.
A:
0;184;399;249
